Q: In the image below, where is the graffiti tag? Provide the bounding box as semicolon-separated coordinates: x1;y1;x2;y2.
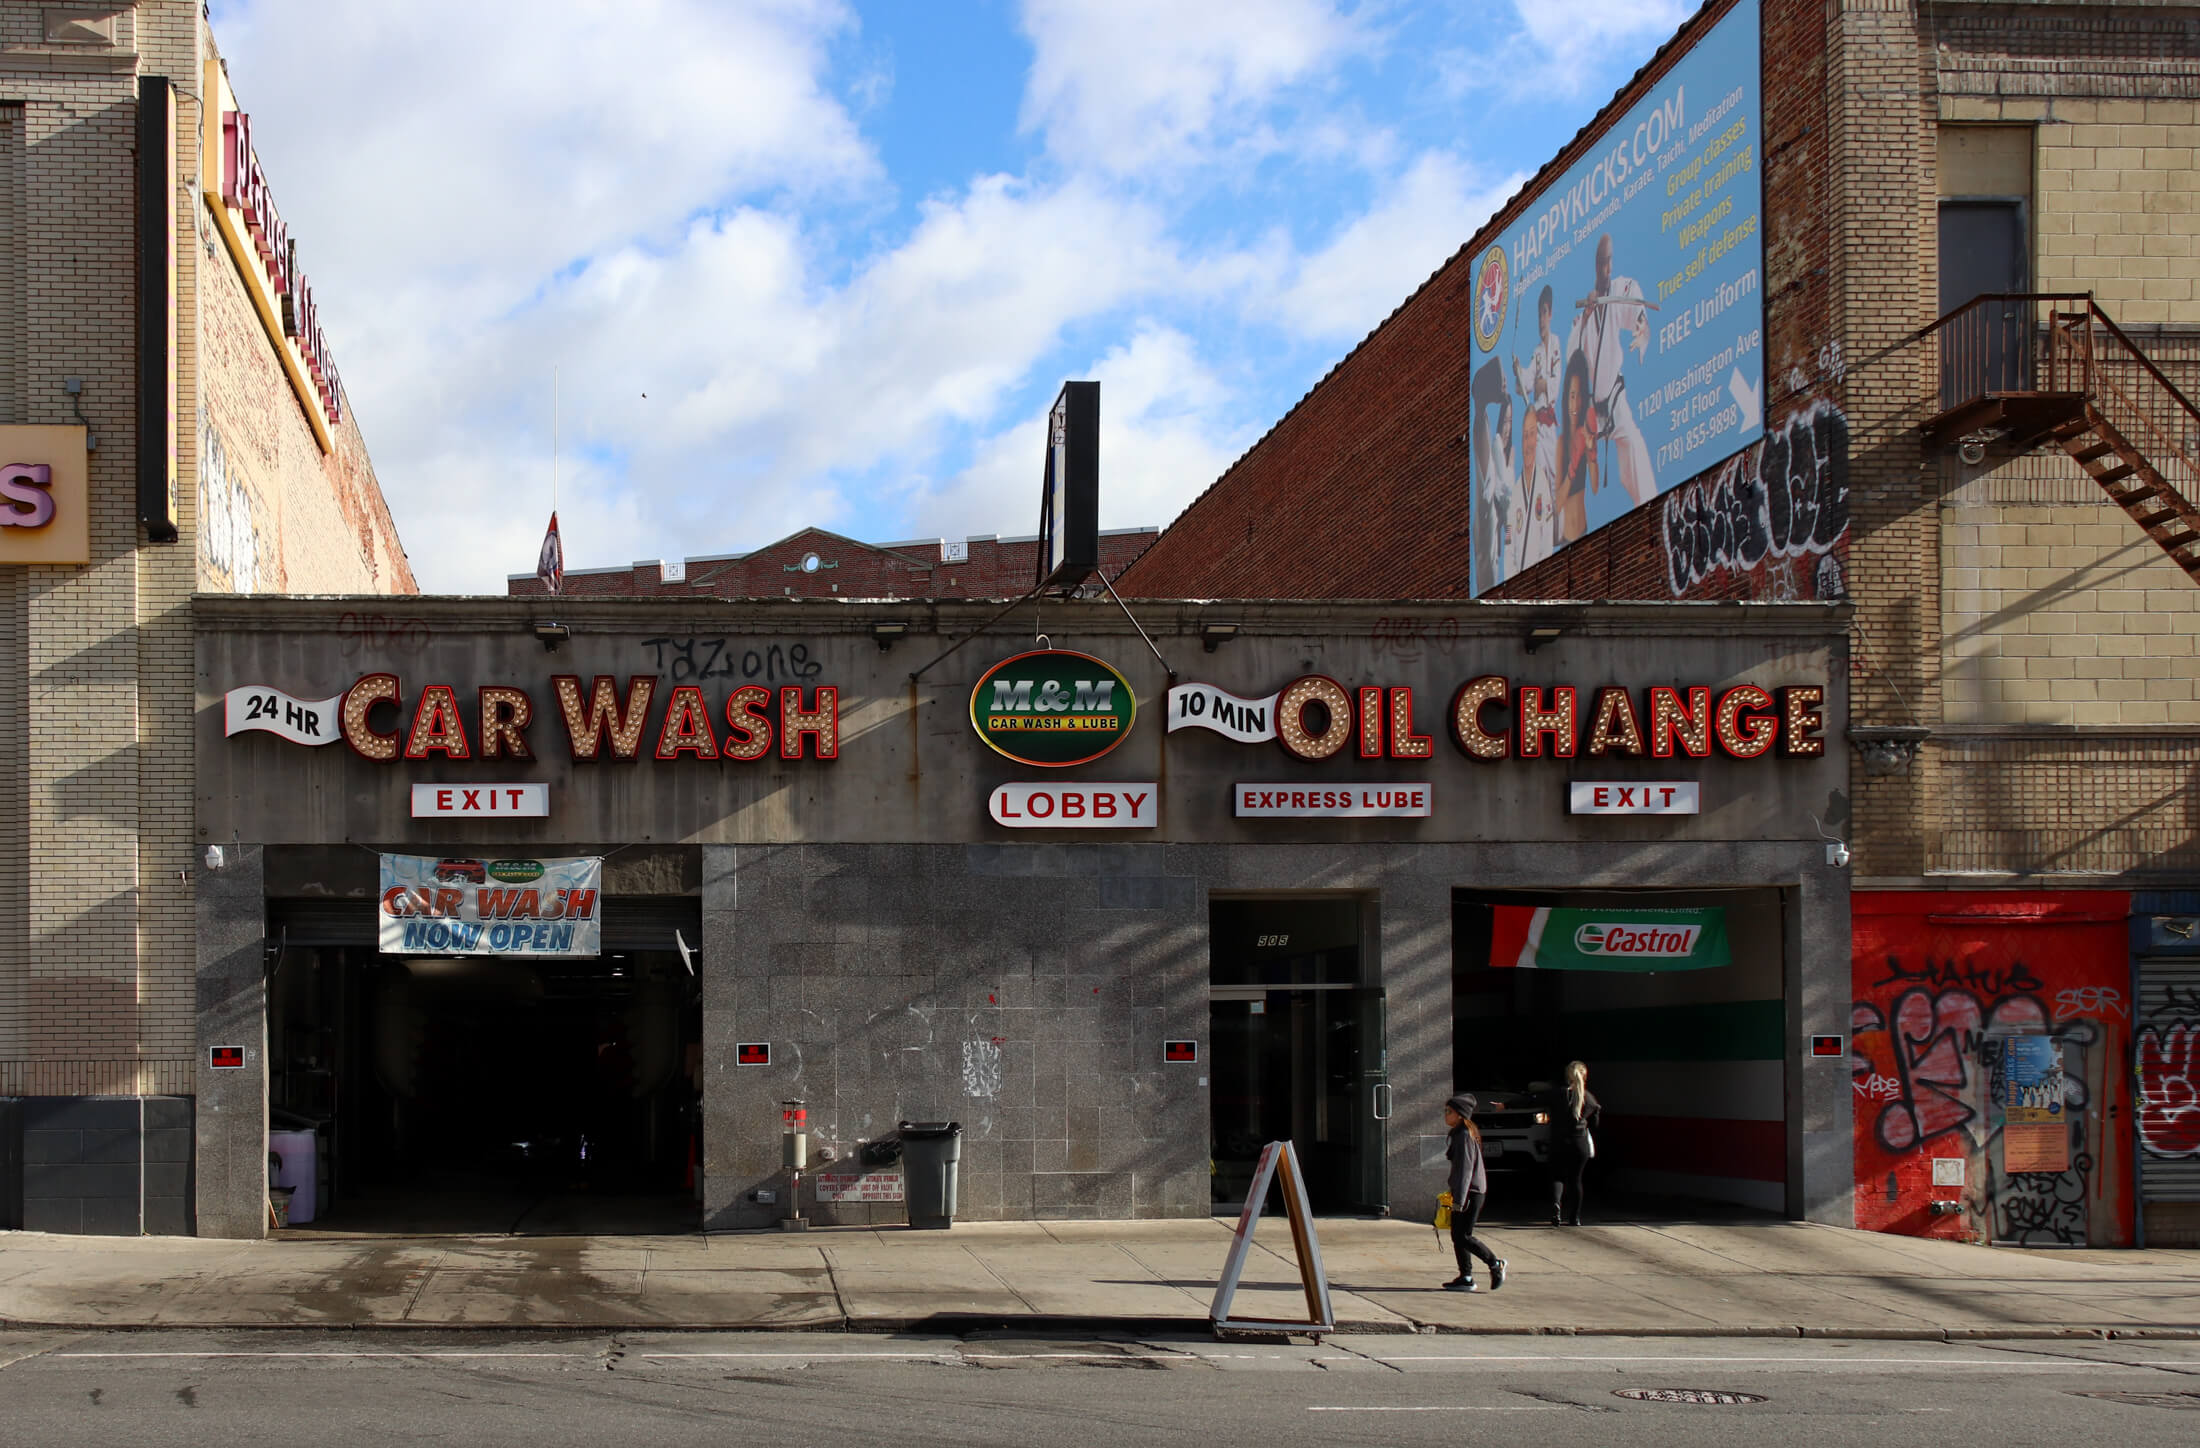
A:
2137;1020;2200;1160
2053;985;2126;1022
1662;400;1849;598
1871;954;2044;1000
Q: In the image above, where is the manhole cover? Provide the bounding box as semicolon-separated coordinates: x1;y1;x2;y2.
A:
2071;1392;2200;1410
1614;1388;1766;1406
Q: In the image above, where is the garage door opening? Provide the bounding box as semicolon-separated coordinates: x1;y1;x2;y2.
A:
1452;887;1789;1224
267;900;702;1236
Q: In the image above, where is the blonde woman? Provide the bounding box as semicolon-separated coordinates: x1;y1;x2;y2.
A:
1550;1060;1602;1227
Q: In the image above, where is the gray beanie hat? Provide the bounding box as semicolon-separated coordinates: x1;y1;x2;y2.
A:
1446;1093;1478;1117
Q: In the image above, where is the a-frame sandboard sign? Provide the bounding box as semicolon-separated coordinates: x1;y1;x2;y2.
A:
1208;1139;1335;1337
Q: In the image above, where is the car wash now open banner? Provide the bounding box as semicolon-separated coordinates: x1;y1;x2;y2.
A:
1490;906;1730;972
378;854;601;957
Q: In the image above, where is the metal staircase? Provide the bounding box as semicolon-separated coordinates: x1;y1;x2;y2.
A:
1919;292;2200;583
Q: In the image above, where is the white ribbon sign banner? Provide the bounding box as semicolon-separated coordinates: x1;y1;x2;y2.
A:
1167;683;1279;743
224;685;342;746
378;853;602;957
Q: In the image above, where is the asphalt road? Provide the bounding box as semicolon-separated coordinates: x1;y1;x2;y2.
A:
3;1330;2197;1446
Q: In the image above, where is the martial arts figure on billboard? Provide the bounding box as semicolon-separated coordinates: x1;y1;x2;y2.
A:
1469;358;1525;591
1510;284;1564;572
1569;234;1657;507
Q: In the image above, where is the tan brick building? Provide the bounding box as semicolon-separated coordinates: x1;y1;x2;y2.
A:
1124;0;2200;1246
0;1;411;1234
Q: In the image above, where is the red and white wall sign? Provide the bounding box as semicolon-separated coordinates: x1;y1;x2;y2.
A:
1234;783;1431;818
411;782;550;819
1568;781;1700;815
988;782;1157;828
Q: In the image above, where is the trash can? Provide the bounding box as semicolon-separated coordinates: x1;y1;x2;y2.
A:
898;1120;962;1229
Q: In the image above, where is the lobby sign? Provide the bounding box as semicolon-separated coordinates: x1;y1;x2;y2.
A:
988;781;1156;828
410;783;550;819
1234;783;1432;819
0;426;90;564
1569;781;1700;814
1489;905;1730;972
378;853;601;956
970;649;1136;767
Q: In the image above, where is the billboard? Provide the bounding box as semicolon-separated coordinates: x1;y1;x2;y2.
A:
1470;0;1764;595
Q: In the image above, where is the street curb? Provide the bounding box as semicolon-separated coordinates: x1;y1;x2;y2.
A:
4;1313;2193;1341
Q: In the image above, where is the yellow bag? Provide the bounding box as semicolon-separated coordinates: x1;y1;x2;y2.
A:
1432;1191;1453;1235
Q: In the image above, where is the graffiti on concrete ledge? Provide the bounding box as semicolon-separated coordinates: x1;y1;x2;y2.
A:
1662;399;1848;599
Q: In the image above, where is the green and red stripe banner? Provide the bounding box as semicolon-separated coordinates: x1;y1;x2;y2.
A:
1489;906;1730;972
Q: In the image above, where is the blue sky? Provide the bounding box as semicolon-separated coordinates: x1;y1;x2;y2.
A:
208;0;1693;592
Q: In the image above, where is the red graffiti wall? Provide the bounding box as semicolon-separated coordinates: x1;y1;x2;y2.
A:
1853;892;2134;1246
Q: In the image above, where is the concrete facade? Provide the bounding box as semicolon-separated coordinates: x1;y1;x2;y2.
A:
0;1;413;1235
194;595;1851;1235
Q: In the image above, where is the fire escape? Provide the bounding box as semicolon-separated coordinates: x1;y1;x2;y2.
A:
1920;292;2200;583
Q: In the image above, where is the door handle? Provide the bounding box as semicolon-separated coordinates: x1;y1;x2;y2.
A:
1372;1083;1393;1121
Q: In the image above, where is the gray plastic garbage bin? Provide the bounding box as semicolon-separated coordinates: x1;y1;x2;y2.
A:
898;1120;962;1229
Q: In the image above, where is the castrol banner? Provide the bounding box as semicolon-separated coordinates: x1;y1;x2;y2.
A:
987;782;1157;829
1166;683;1279;743
1488;905;1728;972
378;853;601;956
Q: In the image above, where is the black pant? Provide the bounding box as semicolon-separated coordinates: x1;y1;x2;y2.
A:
1450;1189;1500;1276
1550;1142;1588;1224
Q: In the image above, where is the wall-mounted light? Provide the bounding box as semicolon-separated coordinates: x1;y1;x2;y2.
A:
1199;621;1240;653
533;621;571;652
63;378;98;450
203;844;226;872
871;621;908;653
1523;624;1565;655
1848;724;1931;777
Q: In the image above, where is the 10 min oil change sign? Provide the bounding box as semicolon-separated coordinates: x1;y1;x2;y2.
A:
970;649;1137;767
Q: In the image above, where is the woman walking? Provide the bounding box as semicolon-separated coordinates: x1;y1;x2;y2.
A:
1550;1060;1601;1227
1442;1094;1507;1292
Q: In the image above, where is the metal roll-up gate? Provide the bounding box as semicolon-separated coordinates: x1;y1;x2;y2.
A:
2137;914;2200;1242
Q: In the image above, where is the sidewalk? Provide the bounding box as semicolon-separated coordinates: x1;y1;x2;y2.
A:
2;1218;2196;1339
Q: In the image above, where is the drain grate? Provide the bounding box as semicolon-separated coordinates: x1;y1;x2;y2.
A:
1614;1388;1766;1406
2072;1392;2200;1410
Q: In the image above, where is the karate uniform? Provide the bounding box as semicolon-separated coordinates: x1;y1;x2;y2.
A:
1569;276;1657;506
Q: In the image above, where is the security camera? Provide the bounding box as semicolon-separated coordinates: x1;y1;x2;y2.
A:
1959;440;1986;466
1825;841;1851;868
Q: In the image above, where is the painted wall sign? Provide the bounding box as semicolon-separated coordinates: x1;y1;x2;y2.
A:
1233;783;1432;819
814;1169;905;1203
1470;0;1765;595
988;781;1156;828
410;783;550;819
208;1046;245;1069
1168;682;1279;742
1569;781;1701;814
378;853;601;956
200;60;345;448
225;685;342;745
969;649;1136;767
0;426;90;564
1489;905;1731;971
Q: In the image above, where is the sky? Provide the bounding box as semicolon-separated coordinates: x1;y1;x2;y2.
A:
206;0;1695;593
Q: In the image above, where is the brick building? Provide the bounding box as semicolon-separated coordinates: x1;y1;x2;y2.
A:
507;526;1157;601
1;1;412;1234
1123;0;2200;1246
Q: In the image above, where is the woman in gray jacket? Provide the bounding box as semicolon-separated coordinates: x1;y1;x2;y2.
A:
1442;1094;1508;1292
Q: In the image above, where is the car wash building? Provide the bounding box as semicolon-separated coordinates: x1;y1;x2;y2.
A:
192;592;1849;1237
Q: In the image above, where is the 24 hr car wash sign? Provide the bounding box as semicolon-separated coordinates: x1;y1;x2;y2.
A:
1489;905;1730;972
970;650;1136;766
379;854;601;957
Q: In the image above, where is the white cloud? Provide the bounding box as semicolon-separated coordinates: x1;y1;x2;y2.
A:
1503;0;1693;96
911;324;1252;542
1274;151;1525;340
1017;0;1368;176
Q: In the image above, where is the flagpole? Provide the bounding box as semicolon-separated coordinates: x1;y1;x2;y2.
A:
552;365;559;515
